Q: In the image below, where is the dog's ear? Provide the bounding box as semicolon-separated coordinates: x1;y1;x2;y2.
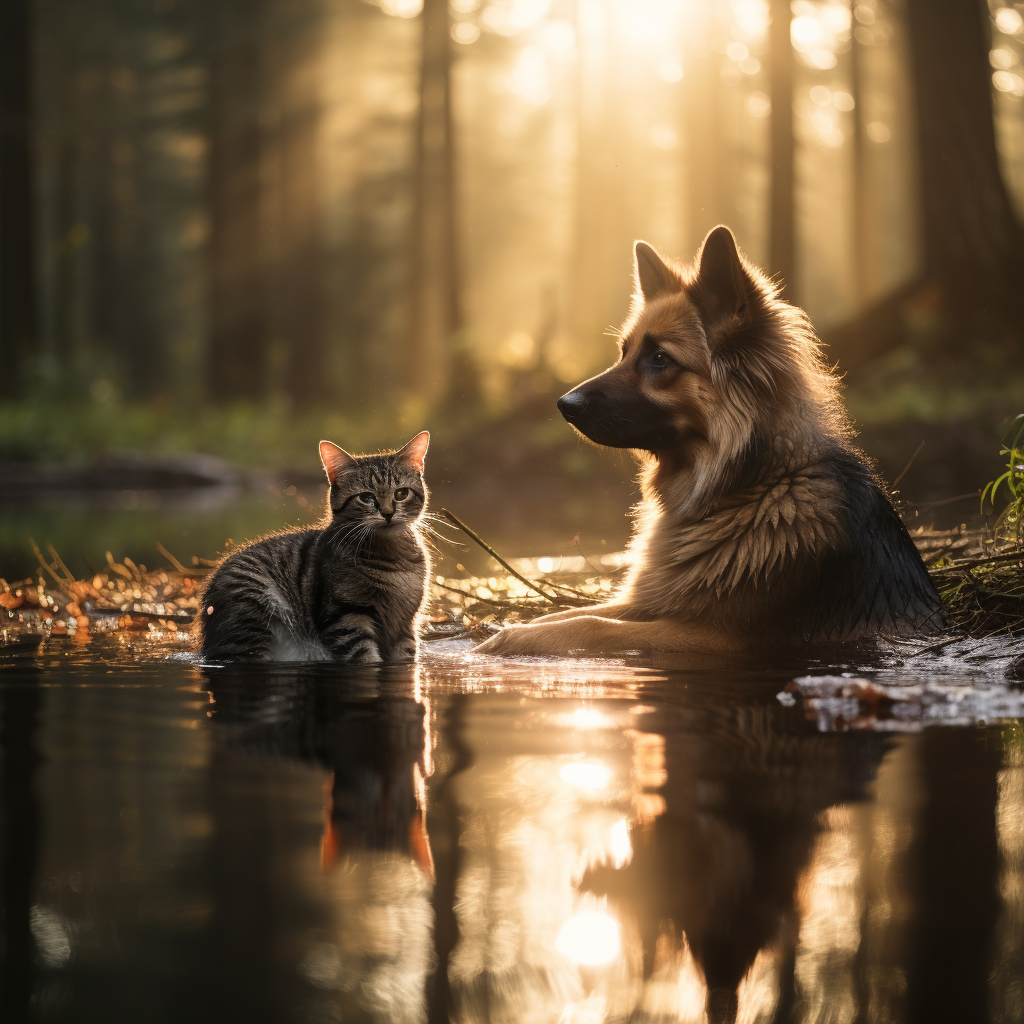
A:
319;440;357;484
633;241;677;301
691;226;754;337
397;430;429;472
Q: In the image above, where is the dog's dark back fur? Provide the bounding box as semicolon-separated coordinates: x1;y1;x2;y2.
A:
199;434;430;663
558;228;943;643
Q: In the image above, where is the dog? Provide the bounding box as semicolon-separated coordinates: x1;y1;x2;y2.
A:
475;226;944;657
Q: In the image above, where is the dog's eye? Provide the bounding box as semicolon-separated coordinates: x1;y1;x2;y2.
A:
358;493;376;505
651;350;670;367
394;487;410;500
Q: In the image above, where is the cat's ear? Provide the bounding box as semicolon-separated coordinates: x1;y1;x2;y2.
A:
397;431;429;472
319;440;357;484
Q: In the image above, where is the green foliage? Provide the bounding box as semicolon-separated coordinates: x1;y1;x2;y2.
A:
981;413;1024;540
0;399;433;469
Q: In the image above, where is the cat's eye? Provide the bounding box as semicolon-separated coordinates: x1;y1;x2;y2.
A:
357;492;376;505
394;487;410;500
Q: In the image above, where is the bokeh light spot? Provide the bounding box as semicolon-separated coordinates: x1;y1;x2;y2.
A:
658;59;684;82
995;7;1024;36
747;90;771;117
452;21;481;43
866;121;891;143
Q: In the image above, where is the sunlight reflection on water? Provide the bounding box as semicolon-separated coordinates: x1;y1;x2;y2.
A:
2;635;1023;1023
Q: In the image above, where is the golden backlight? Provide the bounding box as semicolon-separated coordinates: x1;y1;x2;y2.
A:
555;907;623;966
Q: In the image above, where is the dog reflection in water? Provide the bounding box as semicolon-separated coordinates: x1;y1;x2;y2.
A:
582;704;887;1024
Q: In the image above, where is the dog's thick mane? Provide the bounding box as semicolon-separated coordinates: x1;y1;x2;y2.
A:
618;231;942;641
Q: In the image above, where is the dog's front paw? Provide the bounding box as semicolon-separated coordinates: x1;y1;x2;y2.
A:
473;625;542;657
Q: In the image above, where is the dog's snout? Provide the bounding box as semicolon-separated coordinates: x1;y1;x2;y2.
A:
557;390;589;422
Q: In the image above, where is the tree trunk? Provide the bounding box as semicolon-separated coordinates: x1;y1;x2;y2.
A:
849;1;870;307
0;0;36;399
768;0;796;300
830;0;1024;372
683;11;727;254
207;1;270;401
409;0;464;405
904;0;1024;298
273;4;326;404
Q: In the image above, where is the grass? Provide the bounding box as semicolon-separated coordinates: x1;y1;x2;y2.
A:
927;415;1024;636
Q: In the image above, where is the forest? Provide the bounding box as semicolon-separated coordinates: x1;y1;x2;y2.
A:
1;0;1023;473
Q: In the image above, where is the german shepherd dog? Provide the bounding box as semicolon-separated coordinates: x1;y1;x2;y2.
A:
476;226;943;657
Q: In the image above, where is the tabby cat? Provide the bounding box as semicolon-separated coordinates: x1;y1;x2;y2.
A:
199;432;431;664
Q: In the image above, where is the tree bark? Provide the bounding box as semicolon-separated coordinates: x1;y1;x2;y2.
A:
768;0;796;300
207;0;270;401
0;0;36;399
409;0;464;405
273;3;326;404
904;0;1024;297
849;1;870;307
683;11;727;254
830;0;1024;372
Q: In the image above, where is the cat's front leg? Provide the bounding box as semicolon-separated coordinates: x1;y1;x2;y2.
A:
392;633;419;663
321;613;383;664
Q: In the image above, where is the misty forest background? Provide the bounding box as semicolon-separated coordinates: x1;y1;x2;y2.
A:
2;0;1024;505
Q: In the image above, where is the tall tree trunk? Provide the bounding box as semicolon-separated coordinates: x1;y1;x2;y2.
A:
683;6;726;254
768;0;796;299
849;1;870;307
831;0;1024;371
0;0;36;399
904;0;1024;298
409;0;464;405
207;1;269;401
274;4;326;404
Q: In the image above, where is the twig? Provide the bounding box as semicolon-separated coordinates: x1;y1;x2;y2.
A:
46;543;76;584
440;508;558;602
106;551;133;580
573;534;603;576
892;441;925;489
156;541;192;575
30;538;71;597
932;549;1024;572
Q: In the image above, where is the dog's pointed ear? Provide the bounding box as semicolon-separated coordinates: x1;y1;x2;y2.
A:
319;440;357;484
692;226;753;334
634;241;676;302
397;430;429;472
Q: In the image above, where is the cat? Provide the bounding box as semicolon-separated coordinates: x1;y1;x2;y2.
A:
199;432;431;664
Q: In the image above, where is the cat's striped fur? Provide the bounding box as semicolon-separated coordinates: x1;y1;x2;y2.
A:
199;432;431;664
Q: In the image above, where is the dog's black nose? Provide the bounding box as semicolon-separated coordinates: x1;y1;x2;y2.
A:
557;390;588;422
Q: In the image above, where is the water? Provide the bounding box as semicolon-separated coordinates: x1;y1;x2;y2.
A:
2;633;1022;1023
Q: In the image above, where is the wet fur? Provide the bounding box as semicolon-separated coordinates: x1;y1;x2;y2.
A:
476;228;943;657
199;435;431;664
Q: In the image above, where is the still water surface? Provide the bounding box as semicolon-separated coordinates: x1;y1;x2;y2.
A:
2;635;1022;1023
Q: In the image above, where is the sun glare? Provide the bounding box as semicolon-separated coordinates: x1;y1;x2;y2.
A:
610;818;632;867
560;761;612;791
556;909;622;966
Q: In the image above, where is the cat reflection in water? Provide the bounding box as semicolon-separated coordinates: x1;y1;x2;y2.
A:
199;432;431;663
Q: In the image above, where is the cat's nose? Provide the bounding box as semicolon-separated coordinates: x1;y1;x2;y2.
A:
557;390;589;423
381;510;394;524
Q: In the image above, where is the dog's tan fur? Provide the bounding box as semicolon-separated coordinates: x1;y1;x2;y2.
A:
476;227;941;657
